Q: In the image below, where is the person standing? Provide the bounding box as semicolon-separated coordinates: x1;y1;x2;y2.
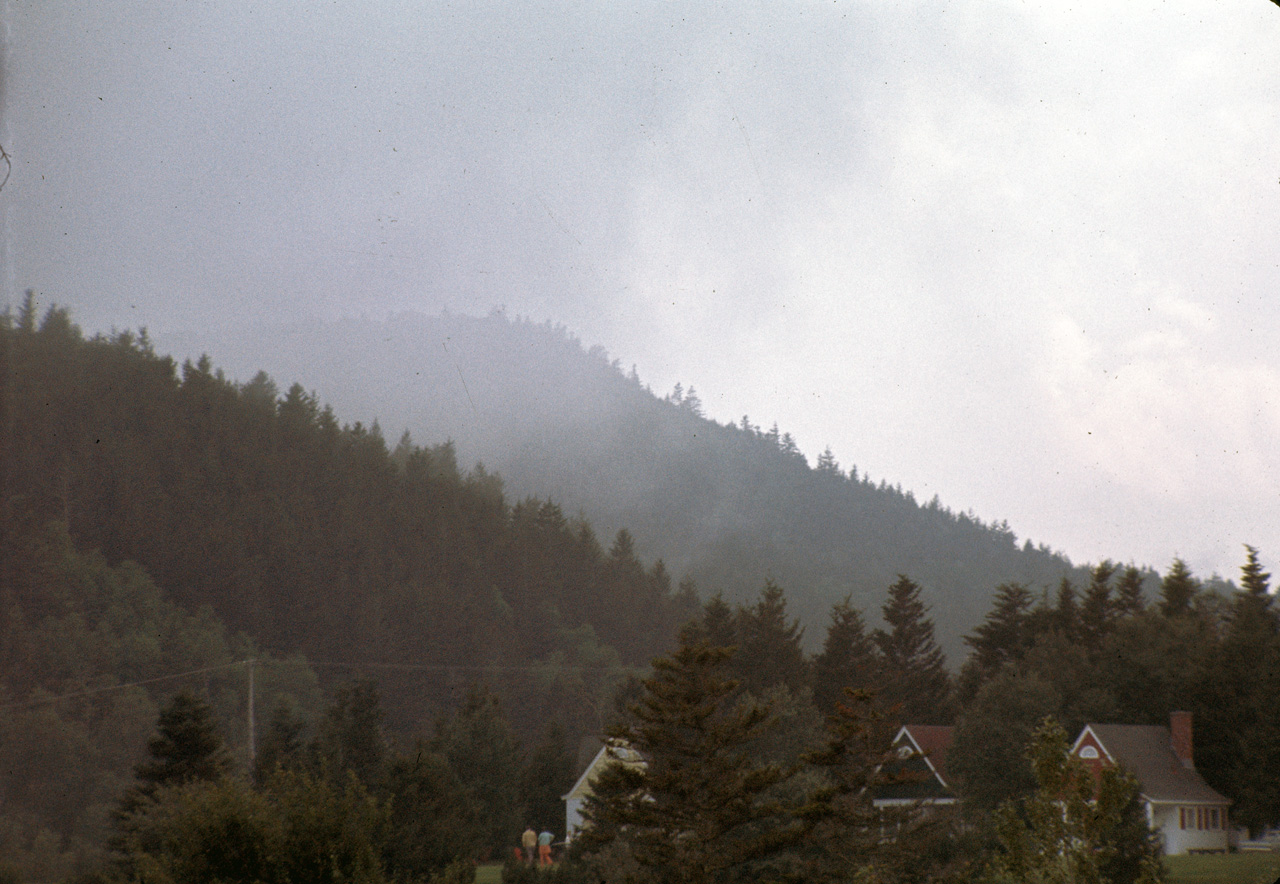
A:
522;826;537;864
538;829;553;866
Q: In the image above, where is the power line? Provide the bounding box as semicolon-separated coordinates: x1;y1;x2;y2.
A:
0;659;253;712
0;655;640;712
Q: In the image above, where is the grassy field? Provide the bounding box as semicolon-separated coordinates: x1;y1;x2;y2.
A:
1165;851;1280;884
475;854;1280;884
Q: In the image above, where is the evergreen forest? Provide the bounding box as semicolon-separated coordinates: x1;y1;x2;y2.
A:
4;302;1280;884
160;310;1089;657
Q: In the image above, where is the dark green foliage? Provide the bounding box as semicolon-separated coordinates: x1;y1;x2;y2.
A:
254;698;308;783
1;311;692;781
577;639;805;884
810;595;878;718
800;688;938;883
873;575;950;723
949;669;1060;816
384;745;485;880
433;685;523;857
204;310;1082;661
1194;546;1280;835
963;582;1033;676
1159;558;1200;617
112;770;391;884
1079;561;1118;648
520;724;577;840
732;580;808;696
132;691;232;792
1114;565;1147;618
985;718;1163;884
318;679;388;788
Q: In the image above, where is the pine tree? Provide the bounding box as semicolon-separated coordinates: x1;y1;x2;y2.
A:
317;678;387;788
577;638;805;884
963;582;1033;675
1114;565;1147;618
1080;561;1118;647
130;691;233;797
873;576;949;723
1159;558;1200;618
432;683;522;855
800;688;923;882
733;580;807;695
111;691;234;867
811;595;878;718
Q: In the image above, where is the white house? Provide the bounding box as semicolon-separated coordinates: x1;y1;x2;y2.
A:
1070;711;1230;855
561;743;644;843
872;724;957;810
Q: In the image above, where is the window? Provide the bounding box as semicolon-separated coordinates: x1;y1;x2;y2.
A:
1079;746;1099;759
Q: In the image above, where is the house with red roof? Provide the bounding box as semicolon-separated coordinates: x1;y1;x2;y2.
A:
1070;711;1230;855
873;724;957;808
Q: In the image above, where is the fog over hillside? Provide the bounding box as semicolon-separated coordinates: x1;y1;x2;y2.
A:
160;310;1086;659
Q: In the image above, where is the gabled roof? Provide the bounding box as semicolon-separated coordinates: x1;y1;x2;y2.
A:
901;725;954;787
1073;724;1229;806
875;724;955;802
562;742;644;802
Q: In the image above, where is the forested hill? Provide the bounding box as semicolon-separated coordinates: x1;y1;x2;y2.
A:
161;310;1083;656
2;305;697;742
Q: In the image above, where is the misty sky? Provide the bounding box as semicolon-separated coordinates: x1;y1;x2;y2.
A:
5;1;1280;582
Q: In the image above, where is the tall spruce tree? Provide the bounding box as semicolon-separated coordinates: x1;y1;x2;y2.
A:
733;580;807;696
1114;565;1147;618
432;683;522;855
1159;558;1200;618
577;638;805;884
111;691;234;869
963;582;1033;675
1079;561;1118;648
873;576;949;723
811;595;878;719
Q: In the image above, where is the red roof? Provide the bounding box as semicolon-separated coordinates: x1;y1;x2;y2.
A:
1072;724;1229;806
901;724;955;786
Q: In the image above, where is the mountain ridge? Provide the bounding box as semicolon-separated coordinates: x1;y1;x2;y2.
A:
158;309;1085;658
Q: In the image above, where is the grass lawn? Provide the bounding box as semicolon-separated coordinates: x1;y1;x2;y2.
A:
474;863;504;884
1166;851;1280;884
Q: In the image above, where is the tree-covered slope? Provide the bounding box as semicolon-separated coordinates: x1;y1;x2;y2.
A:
166;310;1082;656
2;305;695;744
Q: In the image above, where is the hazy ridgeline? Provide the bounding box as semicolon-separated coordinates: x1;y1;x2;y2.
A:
160;309;1087;659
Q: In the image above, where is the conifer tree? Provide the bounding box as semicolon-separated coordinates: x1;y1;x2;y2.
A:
734;580;807;695
1079;561;1118;647
963;582;1033;675
1114;564;1147;618
432;683;522;855
800;688;925;882
128;691;233;801
1159;558;1200;618
873;576;949;723
577;638;805;884
811;595;878;718
1052;577;1080;639
317;678;387;788
111;691;234;868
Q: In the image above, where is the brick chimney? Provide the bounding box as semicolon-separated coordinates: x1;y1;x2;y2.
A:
1170;711;1194;768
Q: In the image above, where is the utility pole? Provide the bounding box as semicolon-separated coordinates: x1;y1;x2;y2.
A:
247;658;257;767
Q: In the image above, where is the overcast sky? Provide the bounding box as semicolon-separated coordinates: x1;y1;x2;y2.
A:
5;1;1279;582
